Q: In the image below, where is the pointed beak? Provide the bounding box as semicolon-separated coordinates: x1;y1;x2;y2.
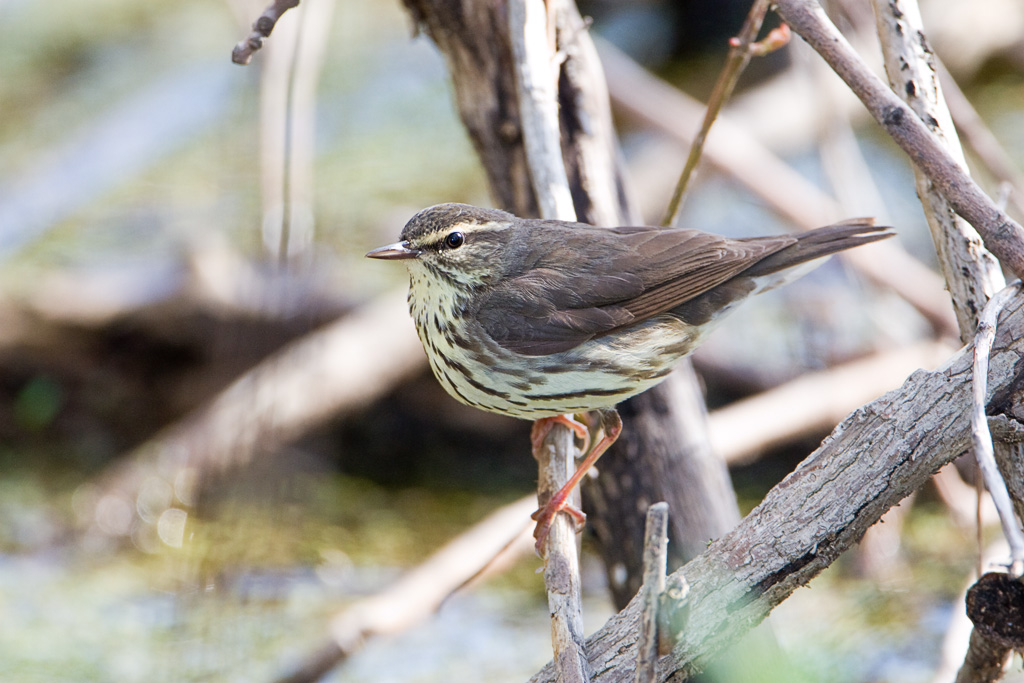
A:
365;241;421;260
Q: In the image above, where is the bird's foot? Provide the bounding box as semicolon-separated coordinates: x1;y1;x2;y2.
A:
531;496;587;554
530;414;591;456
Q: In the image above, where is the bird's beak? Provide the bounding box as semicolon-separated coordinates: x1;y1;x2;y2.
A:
365;241;421;260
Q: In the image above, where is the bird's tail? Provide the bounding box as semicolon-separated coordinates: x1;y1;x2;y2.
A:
743;218;893;278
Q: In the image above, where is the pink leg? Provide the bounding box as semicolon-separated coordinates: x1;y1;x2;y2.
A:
531;410;622;553
530;414;590;455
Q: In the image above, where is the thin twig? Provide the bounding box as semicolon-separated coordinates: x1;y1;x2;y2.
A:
661;0;780;227
971;281;1024;577
508;1;589;680
231;0;301;65
635;502;669;683
937;61;1024;220
773;0;1024;279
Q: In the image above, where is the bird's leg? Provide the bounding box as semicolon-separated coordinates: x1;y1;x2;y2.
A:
530;414;591;455
531;408;622;553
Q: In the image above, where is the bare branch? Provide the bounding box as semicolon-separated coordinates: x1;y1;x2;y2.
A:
528;294;1024;682
970;282;1024;575
662;0;776;226
274;498;535;683
871;0;1005;341
773;0;1024;279
635;503;669;683
231;0;300;65
709;341;953;465
509;0;589;679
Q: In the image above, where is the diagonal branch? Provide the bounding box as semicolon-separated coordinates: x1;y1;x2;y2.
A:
529;293;1024;682
773;0;1024;279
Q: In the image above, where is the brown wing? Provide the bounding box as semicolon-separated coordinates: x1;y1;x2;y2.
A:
474;224;794;356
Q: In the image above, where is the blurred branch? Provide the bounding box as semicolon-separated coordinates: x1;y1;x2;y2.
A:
709;340;952;465
231;0;300;65
773;0;1024;280
599;39;960;339
275;497;535;683
528;292;1024;682
937;62;1024;220
258;0;333;261
85;289;422;526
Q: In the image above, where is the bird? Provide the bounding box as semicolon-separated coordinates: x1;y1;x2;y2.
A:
366;202;893;552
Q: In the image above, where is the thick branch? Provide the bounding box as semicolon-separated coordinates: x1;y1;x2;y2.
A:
773;0;1024;279
529;293;1024;682
871;0;1004;341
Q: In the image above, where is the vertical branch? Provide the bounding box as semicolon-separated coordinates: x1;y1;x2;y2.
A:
258;8;298;259
871;0;1004;341
635;502;669;683
282;0;334;259
509;1;589;680
970;282;1024;574
509;0;576;221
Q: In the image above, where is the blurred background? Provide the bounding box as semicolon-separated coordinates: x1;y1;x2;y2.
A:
2;0;1023;681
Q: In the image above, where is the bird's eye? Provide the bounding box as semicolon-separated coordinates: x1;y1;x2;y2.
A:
444;231;465;249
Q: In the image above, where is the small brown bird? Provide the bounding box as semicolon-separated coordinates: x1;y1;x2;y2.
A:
367;203;892;550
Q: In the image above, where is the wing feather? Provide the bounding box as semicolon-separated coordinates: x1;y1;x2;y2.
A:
475;224;794;356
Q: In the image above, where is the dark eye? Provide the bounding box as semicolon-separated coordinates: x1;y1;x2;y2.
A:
444;231;465;249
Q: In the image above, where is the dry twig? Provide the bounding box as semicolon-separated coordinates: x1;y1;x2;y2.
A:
635;503;669;683
662;0;779;226
969;281;1024;575
871;0;1004;342
232;0;301;65
509;0;589;679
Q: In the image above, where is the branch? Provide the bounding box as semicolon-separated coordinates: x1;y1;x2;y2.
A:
970;282;1024;575
937;63;1024;221
528;293;1024;682
231;0;300;65
708;341;953;465
662;0;775;226
509;0;589;679
871;0;1005;341
274;497;535;683
773;0;1024;279
86;289;423;519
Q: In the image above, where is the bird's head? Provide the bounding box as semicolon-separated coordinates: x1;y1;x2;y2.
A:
366;203;517;288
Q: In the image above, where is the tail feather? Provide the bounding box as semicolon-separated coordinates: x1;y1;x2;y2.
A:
743;219;893;278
